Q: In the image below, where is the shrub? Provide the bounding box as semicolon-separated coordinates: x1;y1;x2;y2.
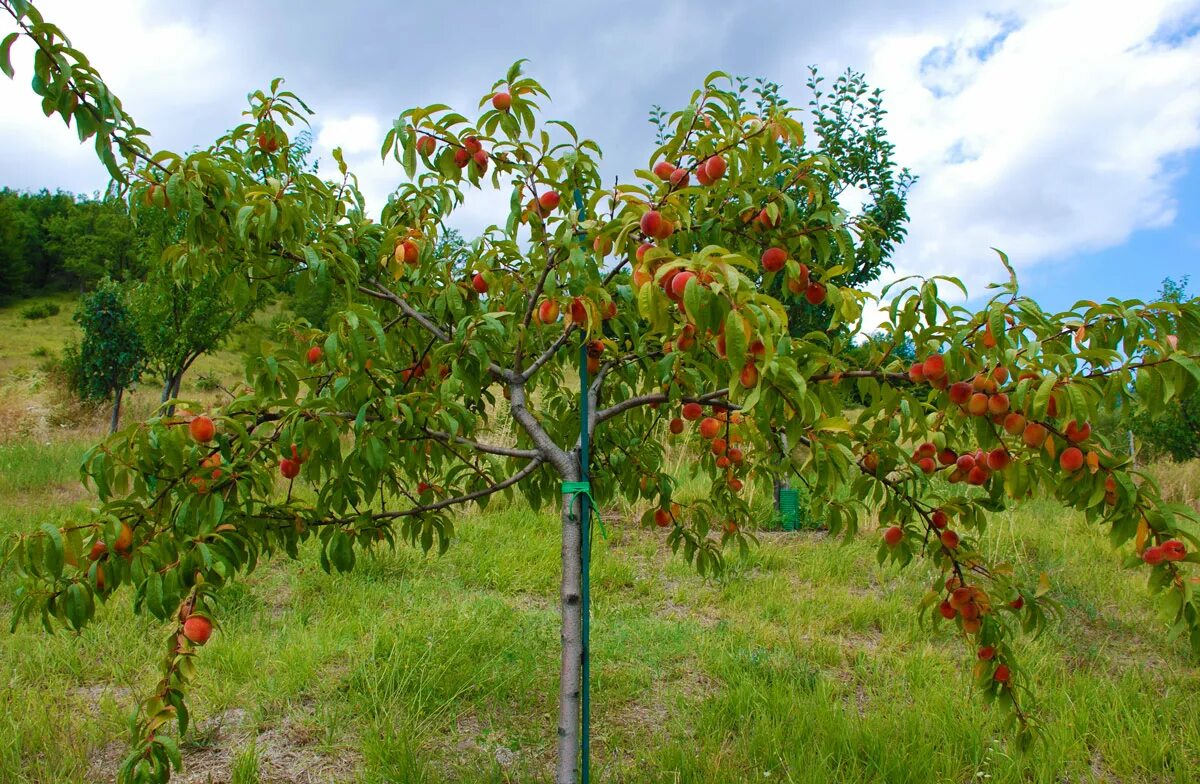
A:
20;301;60;320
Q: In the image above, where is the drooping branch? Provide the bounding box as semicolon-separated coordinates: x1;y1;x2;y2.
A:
594;387;733;425
423;427;540;459
371;454;545;519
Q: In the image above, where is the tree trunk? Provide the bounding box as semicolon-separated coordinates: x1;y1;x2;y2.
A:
109;387;124;433
555;466;583;784
160;373;176;405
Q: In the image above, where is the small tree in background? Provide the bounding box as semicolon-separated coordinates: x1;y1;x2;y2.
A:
63;277;143;431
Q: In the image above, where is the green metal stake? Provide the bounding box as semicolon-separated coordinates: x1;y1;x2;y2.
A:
574;186;592;784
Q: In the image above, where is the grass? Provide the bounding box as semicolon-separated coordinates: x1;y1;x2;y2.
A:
0;294;1198;782
1;428;1198;783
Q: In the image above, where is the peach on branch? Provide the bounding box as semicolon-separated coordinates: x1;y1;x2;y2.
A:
416;135;436;156
883;525;904;547
652;161;675;180
189;416;216;444
182;615;213;646
306;345;324;364
761;247;787;272
491;91;512;111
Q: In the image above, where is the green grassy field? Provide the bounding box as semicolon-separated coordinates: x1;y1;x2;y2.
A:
0;298;1198;782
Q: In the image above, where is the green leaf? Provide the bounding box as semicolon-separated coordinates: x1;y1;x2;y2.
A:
0;32;19;79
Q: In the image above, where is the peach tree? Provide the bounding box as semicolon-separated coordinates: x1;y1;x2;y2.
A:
4;2;1200;782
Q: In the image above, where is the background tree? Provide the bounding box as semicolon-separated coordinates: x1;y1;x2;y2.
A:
3;6;1200;784
43;192;141;287
62;277;143;431
0;188;37;299
128;204;261;409
1124;277;1200;461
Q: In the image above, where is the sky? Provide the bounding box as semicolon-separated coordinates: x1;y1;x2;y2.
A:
1;0;1198;317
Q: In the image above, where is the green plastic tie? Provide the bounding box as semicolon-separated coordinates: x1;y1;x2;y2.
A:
561;481;608;539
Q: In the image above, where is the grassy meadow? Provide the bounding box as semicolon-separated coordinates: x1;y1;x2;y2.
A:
1;297;1199;783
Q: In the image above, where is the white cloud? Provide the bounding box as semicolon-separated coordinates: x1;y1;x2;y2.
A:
317;114;383;156
0;0;231;193
860;0;1200;298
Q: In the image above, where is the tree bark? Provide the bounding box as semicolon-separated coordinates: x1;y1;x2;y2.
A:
555;464;583;784
109;387;124;434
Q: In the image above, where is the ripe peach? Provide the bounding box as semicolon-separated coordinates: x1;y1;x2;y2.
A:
938;600;957;620
636;243;654;264
862;452;879;473
949;382;973;405
716;455;731;469
462;136;482;154
114;523;133;556
671;270;696;299
922;354;946;380
402;239;420;264
652;161;675;180
993;664;1011;683
306;346;324;364
472;273;488;294
986;448;1011;471
536;298;560;324
1002;412;1026;435
915;442;937;459
682;402;703;421
1142;545;1165;565
1064;420;1091;443
909;363;926;384
453;147;471;168
931;509;949;529
728;447;744;464
711;437;727;455
883;525;904;547
1009;595;1024;610
1059;447;1084;472
491;91;511;111
739;362;759;388
472;150;489;171
967;393;989;417
416;135;436;156
940;530;960;549
280;458;300;479
190;416;216;444
699;417;721;439
183;615;213;645
704;155;727;180
967;465;991;485
761;247;787;272
728;477;744;492
756;208;779;228
538;191;561;211
569;298;588;326
987;393;1010;416
1021;423;1048;448
937;448;957;466
89;540;107;561
804;281;827;305
593;236;613;256
1162;540;1187;562
640;210;663;236
918;457;937;475
669;167;690;188
669;418;684;435
978;646;995;660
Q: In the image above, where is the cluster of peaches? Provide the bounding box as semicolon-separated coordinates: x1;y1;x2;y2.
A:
667;402;748;493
